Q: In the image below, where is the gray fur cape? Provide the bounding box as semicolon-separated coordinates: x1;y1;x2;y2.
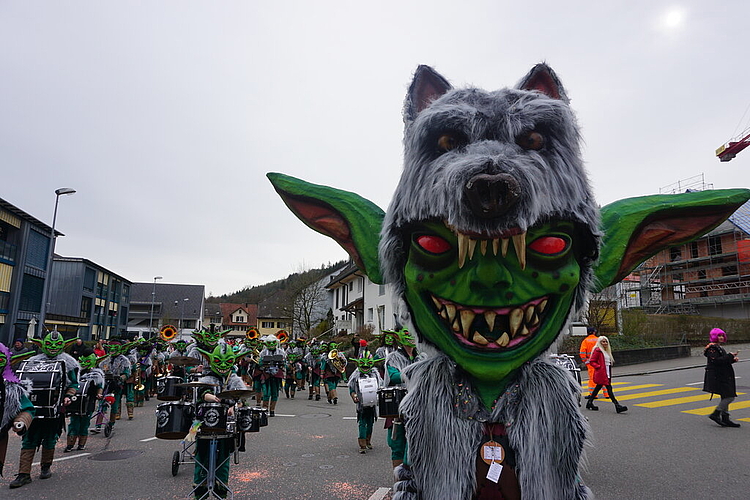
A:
1;380;33;431
100;354;131;378
198;373;247;392
79;367;105;389
26;352;80;386
393;354;591;500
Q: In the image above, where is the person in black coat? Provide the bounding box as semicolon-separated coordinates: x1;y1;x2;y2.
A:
703;328;740;427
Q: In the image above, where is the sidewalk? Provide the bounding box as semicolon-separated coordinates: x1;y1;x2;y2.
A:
614;342;750;377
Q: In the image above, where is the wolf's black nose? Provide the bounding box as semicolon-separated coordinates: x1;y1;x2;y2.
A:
464;173;521;218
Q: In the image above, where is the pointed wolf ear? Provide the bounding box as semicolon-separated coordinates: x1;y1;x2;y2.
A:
404;65;453;123
517;63;569;103
593;189;750;292
267;172;386;283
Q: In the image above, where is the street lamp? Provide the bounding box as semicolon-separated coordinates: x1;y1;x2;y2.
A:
38;187;76;337
179;298;189;334
148;276;163;339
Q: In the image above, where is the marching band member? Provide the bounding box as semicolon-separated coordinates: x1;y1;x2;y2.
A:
384;328;420;468
193;344;251;499
348;352;384;453
132;341;153;408
375;330;398;377
10;329;79;488
284;352;301;399
257;335;286;416
305;343;322;401
65;350;103;452
322;342;347;405
95;341;131;429
0;342;34;481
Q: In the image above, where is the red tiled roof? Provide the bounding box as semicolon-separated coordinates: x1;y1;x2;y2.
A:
219;303;258;326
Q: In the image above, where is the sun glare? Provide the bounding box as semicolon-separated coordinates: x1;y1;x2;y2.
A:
663;8;685;29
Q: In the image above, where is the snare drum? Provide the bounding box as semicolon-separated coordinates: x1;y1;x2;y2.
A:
197;402;229;434
377;387;407;418
17;360;66;418
157;376;186;401
252;406;269;427
236;407;265;432
155;402;194;440
357;377;379;407
67;378;97;416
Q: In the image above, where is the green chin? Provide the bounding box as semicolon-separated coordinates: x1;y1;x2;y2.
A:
405;287;575;383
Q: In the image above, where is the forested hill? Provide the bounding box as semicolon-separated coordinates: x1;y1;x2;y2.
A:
207;260;348;304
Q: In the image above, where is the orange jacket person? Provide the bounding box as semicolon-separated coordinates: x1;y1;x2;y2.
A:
579;327;607;398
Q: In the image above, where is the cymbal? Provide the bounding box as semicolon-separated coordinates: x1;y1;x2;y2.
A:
216;389;254;399
168;356;201;366
175;382;218;388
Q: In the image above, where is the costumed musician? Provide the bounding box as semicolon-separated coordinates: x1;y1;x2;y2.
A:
65;349;104;452
375;330;398;378
322;342;347;405
348;351;384;453
95;340;131;428
9;329;80;488
304;343;322;401
0;342;35;482
256;335;286;416
383;328;420;468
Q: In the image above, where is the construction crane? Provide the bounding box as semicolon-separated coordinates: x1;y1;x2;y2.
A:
717;106;750;162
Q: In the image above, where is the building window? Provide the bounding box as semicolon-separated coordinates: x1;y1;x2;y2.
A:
690;241;699;259
379;284;385;296
261;321;274;328
722;265;738;277
367;308;374;322
80;297;92;320
708;236;722;256
236;316;245;323
0;290;10;312
19;274;44;312
349;282;353;292
25;230;50;270
83;268;96;292
697;270;707;281
669;247;681;262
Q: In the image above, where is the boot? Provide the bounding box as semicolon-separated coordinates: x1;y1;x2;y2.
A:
40;448;55;479
366;434;373;449
615;404;628;413
358;438;367;454
709;409;727;426
585;399;599;411
315;394;320;401
126;402;134;420
721;412;741;428
333;397;338;405
64;434;76;452
269;400;277;417
308;393;313;400
77;435;88;450
10;449;35;488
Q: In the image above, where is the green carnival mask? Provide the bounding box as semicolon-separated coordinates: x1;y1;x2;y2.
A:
30;330;78;357
79;352;97;369
198;344;247;376
175;340;188;352
349;352;384;374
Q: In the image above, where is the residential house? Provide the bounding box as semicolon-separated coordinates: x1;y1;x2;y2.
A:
220;302;258;338
256;290;292;338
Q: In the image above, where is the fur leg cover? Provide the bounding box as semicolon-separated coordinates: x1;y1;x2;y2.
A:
393;354;591;500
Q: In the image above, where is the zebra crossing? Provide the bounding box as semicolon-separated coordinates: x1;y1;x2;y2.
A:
581;381;749;421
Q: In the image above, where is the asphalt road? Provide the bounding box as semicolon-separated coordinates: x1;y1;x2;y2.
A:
3;355;749;499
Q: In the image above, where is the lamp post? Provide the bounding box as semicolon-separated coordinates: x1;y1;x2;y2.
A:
38;187;76;337
148;276;163;339
179;298;189;335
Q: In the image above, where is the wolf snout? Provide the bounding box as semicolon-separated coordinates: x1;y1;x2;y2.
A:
464;172;521;218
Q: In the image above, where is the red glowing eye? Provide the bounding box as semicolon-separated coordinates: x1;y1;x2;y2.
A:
416;235;452;254
529;236;568;255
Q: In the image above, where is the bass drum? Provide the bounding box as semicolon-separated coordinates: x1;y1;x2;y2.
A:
357;377;379;407
155;402;194;440
196;402;229;434
67;378;97;416
17;360;66;418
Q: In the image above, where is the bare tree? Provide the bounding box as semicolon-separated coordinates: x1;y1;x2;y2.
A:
583;286;619;334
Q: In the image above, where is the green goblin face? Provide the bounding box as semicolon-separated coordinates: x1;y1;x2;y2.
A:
200;345;236;376
175;340;188;351
404;220;580;383
0;353;7;371
42;333;66;357
79;353;97;369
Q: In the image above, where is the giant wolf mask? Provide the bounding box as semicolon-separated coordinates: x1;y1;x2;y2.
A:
268;64;749;408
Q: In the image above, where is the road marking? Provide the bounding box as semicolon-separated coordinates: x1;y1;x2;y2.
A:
686;381;703;385
615;387;699;401
682;399;750;415
34;452;90;466
141;436;159;442
580;381;628;388
368;487;391;500
738;418;750;422
637;394;725;408
274;414;296;417
581;384;662;396
343;416;357;420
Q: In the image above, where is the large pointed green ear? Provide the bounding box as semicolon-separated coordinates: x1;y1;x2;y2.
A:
267;172;385;284
11;351;35;366
593;188;750;292
196;347;211;361
64;337;80;348
29;338;42;348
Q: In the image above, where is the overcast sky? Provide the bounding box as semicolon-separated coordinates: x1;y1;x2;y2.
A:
2;1;748;297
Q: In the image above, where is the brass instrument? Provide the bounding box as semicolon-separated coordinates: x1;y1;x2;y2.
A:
276;330;289;343
160;324;178;341
328;349;345;374
134;367;145;392
246;327;260;340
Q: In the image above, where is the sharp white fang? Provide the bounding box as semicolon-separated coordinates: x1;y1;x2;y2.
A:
484;310;497;332
468;238;477;260
520;325;530;336
512;233;526;270
539;299;548;313
501;238;509;257
492;239;500;256
498;332;510;347
452;316;461;333
525;305;535;323
480;240;487;256
472;332;489;345
445;303;457;324
431;295;442;310
509;308;523;337
458;233;468;268
460;310;475;338
530;313;539;326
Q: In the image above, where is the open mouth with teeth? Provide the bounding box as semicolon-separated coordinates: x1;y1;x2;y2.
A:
430;294;549;350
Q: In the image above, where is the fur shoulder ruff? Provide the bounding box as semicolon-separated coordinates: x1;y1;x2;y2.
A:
396;355;591;500
198;373;247;392
80;368;105;388
1;380;33;430
27;352;80;375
